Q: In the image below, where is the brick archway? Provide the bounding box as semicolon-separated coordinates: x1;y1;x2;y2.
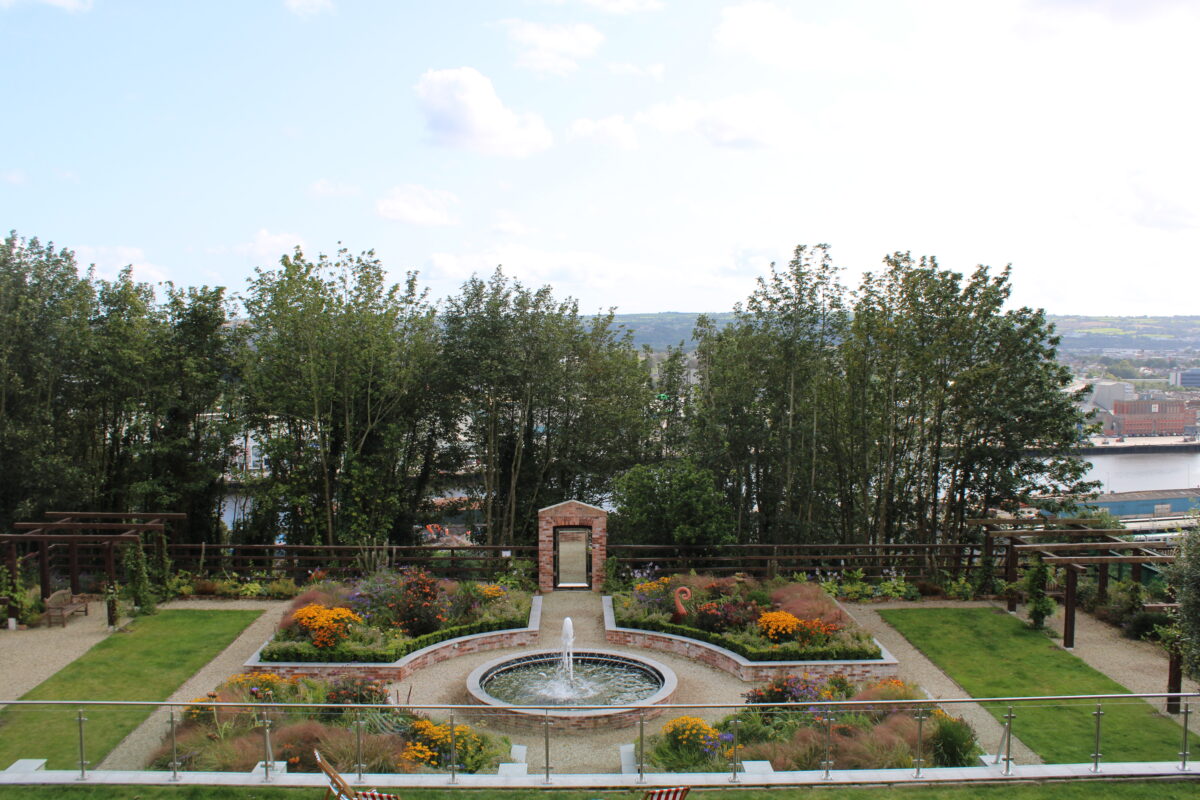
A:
537;500;607;592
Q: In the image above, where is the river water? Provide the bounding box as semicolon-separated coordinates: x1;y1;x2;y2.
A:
1084;451;1200;494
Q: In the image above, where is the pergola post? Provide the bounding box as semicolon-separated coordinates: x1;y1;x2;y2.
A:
68;543;81;595
38;539;52;600
1168;648;1183;715
1063;567;1077;649
1097;563;1109;603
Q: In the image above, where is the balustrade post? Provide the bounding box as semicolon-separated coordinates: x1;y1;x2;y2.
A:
637;710;646;783
1180;701;1192;772
913;709;926;778
76;708;88;781
449;713;458;784
1091;702;1104;772
822;713;834;780
261;718;274;782
168;708;180;781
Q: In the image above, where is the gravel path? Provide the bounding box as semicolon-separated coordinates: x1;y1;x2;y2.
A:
98;599;284;769
394;591;752;775
0;599;121;704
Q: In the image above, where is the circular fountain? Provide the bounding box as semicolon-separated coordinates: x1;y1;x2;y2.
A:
466;617;678;729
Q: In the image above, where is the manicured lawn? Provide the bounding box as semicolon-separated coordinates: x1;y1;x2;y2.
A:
0;610;261;770
0;779;1198;800
879;607;1185;764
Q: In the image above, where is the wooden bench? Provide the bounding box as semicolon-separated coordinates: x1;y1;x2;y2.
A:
45;589;88;627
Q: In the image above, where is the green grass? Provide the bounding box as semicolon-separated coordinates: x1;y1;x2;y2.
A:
0;779;1198;800
879;608;1185;764
0;610;261;770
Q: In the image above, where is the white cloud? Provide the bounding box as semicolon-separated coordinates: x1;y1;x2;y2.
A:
376;184;460;227
714;1;880;73
284;0;332;17
2;169;26;185
570;115;638;149
581;0;662;12
74;245;168;284
537;0;662;11
414;67;553;158
503;20;604;75
492;212;535;237
0;0;93;11
607;62;665;80
234;229;306;262
308;178;359;198
635;91;799;148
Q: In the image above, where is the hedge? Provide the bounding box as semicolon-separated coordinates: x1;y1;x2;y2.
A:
259;617;528;663
614;614;882;661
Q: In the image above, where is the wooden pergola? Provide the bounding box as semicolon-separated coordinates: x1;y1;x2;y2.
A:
977;518;1184;713
4;512;185;605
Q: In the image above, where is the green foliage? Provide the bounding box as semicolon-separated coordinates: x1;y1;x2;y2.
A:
1022;558;1055;629
930;712;982;767
260;616;528;663
1170;530;1200;678
613;613;881;661
612;458;734;548
122;542;157;614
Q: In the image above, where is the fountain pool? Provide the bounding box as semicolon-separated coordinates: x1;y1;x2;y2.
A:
465;617;678;729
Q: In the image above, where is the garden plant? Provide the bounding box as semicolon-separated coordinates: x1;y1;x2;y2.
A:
260;568;531;663
648;673;980;771
612;574;881;661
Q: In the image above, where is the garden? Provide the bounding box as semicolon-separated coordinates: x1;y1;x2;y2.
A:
611;573;881;661
258;567;532;663
153;671;505;775
648;673;980;772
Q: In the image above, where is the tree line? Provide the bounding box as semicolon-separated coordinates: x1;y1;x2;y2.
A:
0;233;1095;547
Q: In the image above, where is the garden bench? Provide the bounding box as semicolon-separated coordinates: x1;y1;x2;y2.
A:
314;750;400;800
44;589;88;627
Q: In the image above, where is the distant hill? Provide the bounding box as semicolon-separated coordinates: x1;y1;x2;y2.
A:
612;312;735;352
1049;316;1200;353
611;313;1200;354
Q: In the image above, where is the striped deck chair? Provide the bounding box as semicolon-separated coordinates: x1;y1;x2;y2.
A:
314;750;401;800
642;788;690;800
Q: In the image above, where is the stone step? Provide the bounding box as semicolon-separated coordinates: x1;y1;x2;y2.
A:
4;759;47;773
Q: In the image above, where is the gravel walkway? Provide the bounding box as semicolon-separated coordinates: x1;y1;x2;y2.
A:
0;599;121;704
98;599;284;769
394;591;752;775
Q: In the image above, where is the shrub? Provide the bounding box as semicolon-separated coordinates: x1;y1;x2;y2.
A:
771;582;848;626
1023;558;1055;629
930;711;981;767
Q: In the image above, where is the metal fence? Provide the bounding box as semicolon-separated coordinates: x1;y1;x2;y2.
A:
0;692;1194;787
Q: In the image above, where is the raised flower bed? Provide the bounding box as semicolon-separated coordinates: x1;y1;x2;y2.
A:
606;574;897;682
246;568;537;681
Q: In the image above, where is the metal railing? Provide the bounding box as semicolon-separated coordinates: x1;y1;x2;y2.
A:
0;691;1195;786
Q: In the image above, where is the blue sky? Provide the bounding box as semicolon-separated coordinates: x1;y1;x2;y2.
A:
2;0;1198;315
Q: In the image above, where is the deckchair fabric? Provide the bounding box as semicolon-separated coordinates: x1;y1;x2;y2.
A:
642;788;691;800
313;750;400;800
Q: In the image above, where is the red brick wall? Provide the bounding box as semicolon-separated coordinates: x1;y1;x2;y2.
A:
537;501;608;592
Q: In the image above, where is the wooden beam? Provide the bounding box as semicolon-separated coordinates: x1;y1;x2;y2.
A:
968;518;1104;528
44;511;187;520
1043;555;1175;565
0;533;142;544
1015;541;1178;552
13;522;164;532
1144;603;1180;612
988;529;1130;538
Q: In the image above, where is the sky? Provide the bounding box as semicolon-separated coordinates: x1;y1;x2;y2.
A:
1;0;1198;317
